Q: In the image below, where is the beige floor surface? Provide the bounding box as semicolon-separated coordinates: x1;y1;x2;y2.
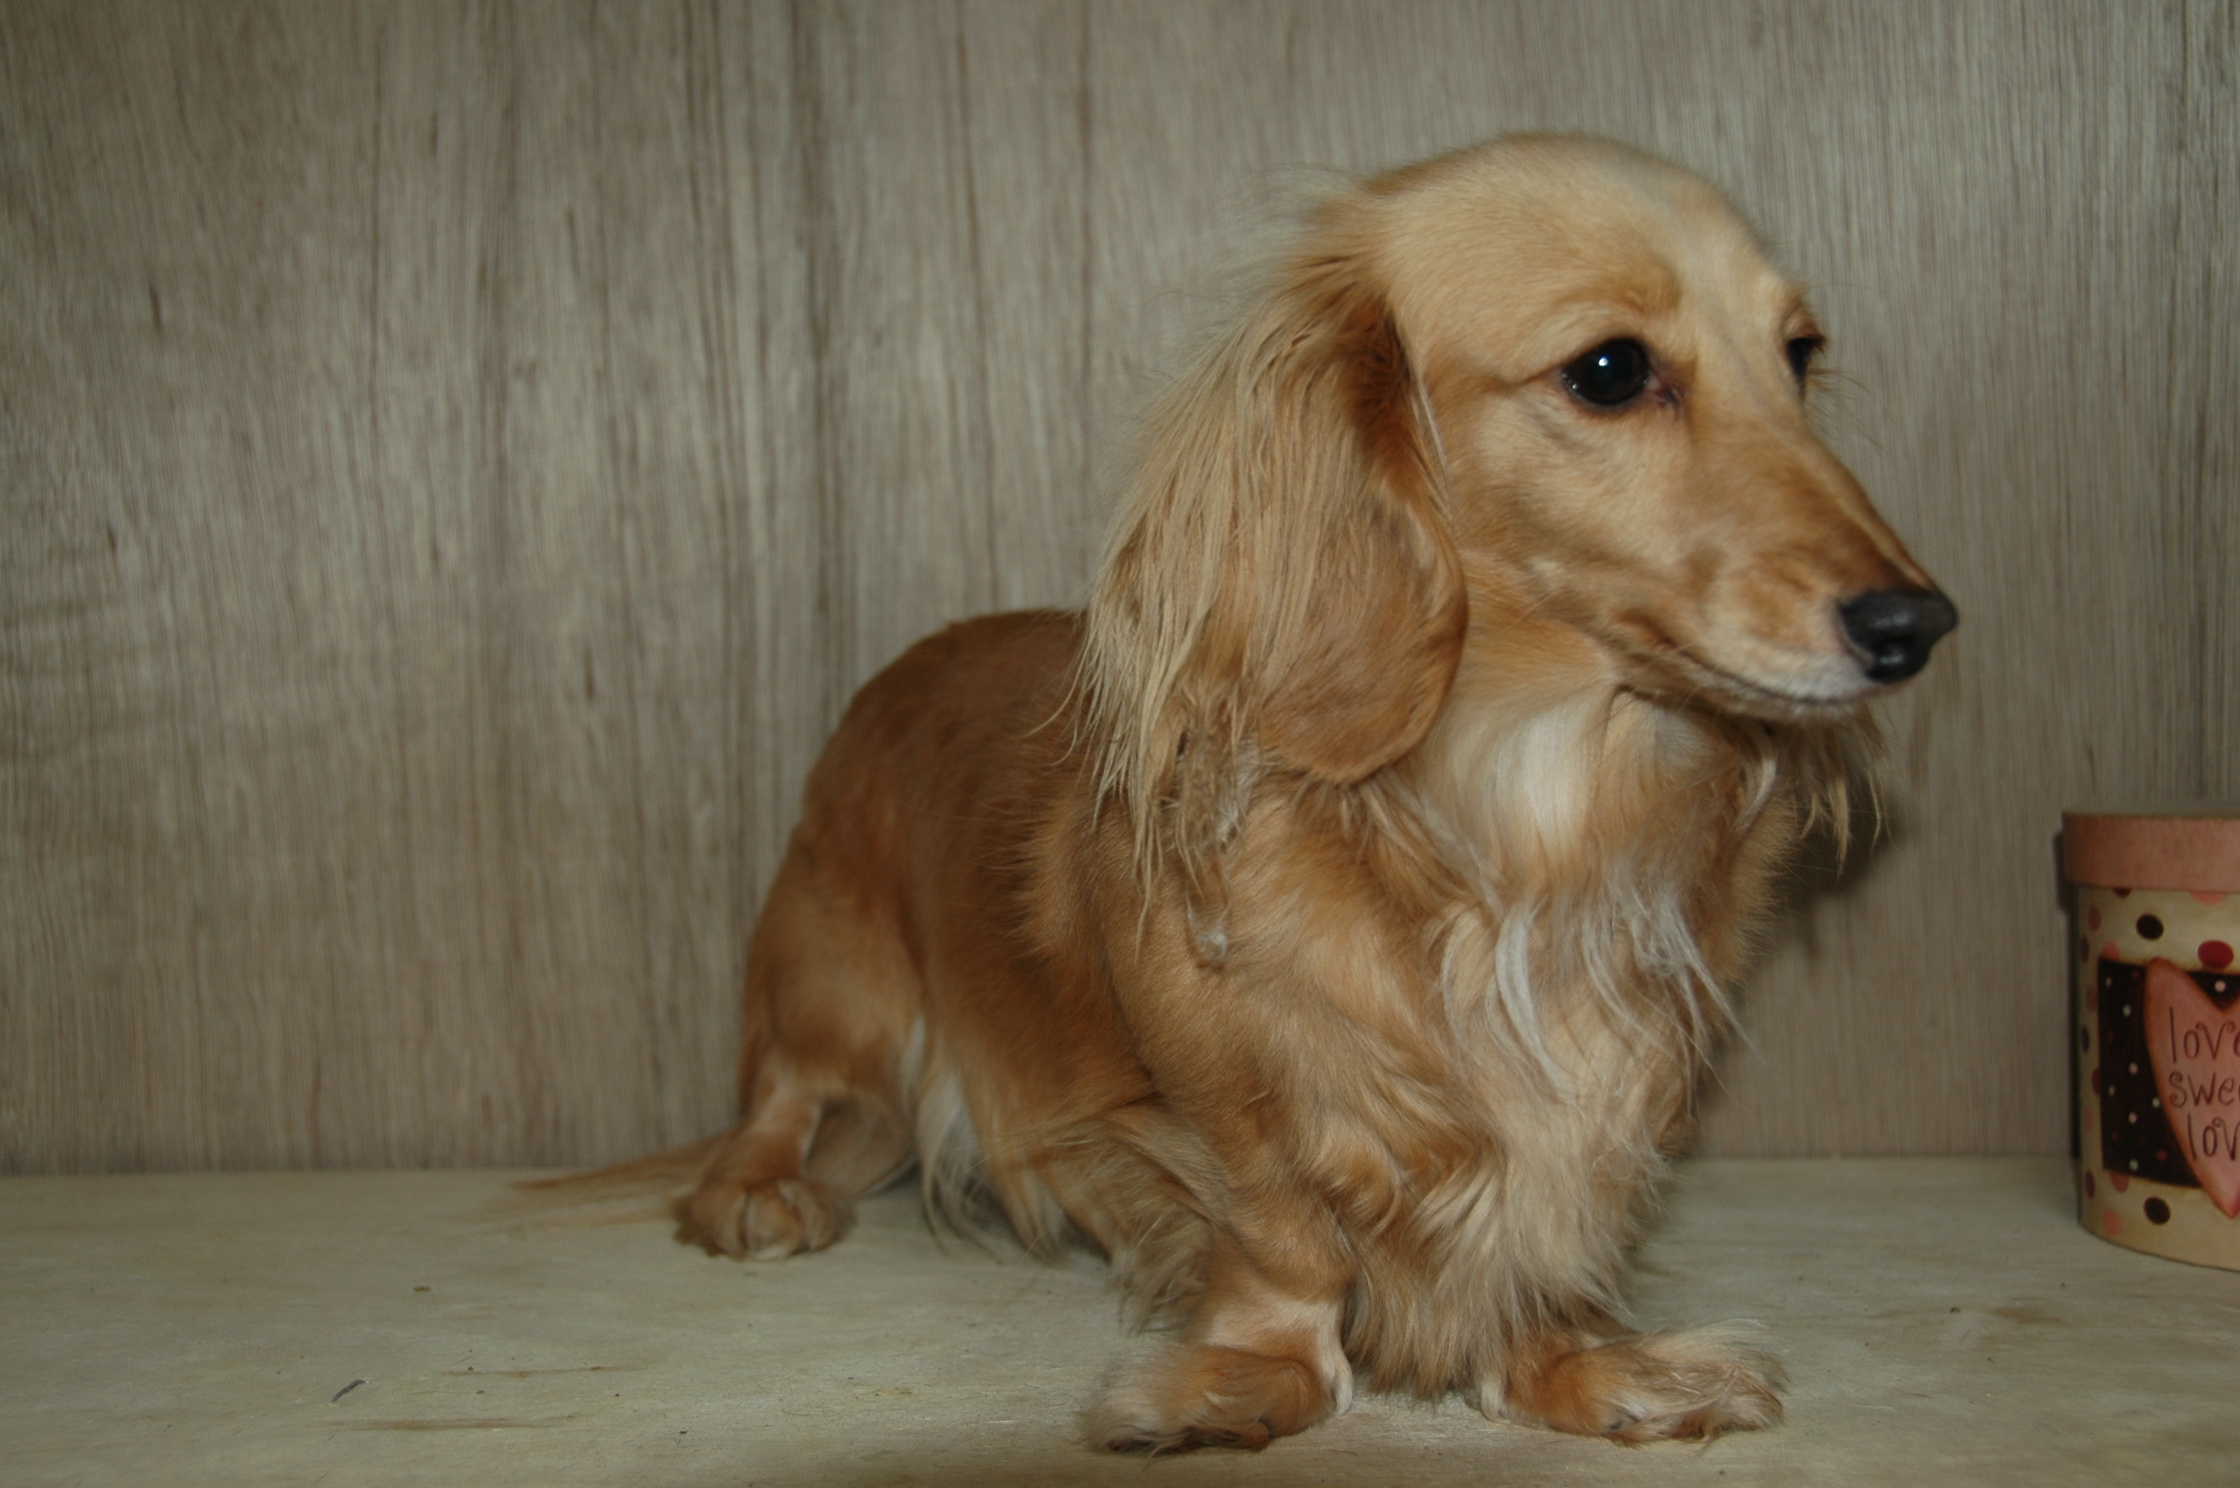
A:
3;1158;2234;1486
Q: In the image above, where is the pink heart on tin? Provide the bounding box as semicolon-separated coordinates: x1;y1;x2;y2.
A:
2145;958;2240;1217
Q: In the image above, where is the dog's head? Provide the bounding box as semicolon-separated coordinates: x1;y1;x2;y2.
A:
1086;136;1952;858
1369;137;1952;721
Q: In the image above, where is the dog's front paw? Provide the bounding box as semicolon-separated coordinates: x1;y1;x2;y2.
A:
1087;1343;1336;1453
1487;1324;1785;1443
674;1175;853;1261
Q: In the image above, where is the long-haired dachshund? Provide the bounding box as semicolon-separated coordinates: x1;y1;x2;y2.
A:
674;135;1953;1450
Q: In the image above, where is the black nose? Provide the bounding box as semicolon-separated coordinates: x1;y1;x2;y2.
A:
1838;589;1958;683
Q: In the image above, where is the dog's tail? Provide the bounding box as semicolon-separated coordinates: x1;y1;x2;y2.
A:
491;1135;723;1229
512;1135;721;1195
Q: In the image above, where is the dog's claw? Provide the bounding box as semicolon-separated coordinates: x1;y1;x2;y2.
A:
1087;1344;1333;1454
675;1176;853;1260
1490;1326;1786;1444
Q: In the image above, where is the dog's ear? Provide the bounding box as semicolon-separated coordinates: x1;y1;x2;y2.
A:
1086;232;1466;869
1248;265;1466;783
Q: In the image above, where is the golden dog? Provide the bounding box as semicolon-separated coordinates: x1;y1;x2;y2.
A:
674;136;1953;1449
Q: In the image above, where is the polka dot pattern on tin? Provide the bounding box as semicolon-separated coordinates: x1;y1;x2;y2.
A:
2093;959;2200;1188
2075;884;2240;1260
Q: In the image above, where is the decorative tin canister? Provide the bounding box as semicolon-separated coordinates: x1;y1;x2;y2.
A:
2067;808;2240;1268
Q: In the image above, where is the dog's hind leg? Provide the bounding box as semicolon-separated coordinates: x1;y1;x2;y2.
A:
678;1064;854;1260
676;837;919;1261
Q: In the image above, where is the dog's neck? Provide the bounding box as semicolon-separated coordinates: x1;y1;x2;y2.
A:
1389;611;1791;1084
1405;623;1746;902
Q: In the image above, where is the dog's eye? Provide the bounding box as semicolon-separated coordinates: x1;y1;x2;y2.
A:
1561;339;1653;407
1785;335;1823;384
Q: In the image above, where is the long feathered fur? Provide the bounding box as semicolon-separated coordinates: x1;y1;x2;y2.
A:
647;135;1948;1453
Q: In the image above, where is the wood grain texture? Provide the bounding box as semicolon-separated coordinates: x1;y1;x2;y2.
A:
2;0;2232;1170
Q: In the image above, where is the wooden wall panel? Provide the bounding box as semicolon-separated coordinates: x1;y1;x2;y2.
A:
2;0;2232;1170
